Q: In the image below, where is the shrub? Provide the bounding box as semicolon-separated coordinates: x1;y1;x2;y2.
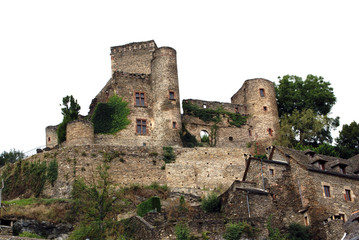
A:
136;196;161;217
163;146;176;163
267;215;287;240
223;222;259;240
201;193;220;212
175;222;190;240
91;95;130;134
288;223;310;240
19;232;44;239
47;159;58;187
180;124;199;148
201;135;209;143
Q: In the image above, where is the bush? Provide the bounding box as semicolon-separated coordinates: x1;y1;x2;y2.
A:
288;223;310;240
19;231;44;239
223;222;258;240
201;193;220;212
91;95;130;134
163;146;176;163
136;196;161;217
47;159;58;186
175;222;190;240
180;124;199;148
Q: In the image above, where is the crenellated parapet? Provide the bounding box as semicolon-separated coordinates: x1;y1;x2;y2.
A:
110;40;157;54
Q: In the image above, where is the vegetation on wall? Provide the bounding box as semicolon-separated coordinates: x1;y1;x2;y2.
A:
182;101;247;127
57;95;81;143
163;146;176;163
179;124;199;148
201;193;220;213
223;222;259;240
91;95;131;134
1;159;59;199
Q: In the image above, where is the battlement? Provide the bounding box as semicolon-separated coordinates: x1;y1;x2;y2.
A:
110;40;157;54
112;71;150;81
153;47;176;58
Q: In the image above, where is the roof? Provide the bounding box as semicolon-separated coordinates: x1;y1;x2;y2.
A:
274;146;359;179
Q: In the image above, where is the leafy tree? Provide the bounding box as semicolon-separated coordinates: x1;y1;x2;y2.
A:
57;95;81;143
336;121;359;158
277;109;339;148
0;149;24;167
275;75;339;148
69;163;121;239
275;74;336;118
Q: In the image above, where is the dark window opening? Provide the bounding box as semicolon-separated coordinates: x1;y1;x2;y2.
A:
304;216;309;226
263;106;268;111
135;92;145;106
268;128;273;136
259;88;265;97
172;121;177;129
229;136;233;141
345;189;352;201
269;169;274;176
324;185;331;197
319;162;325;170
249;129;252;137
340;166;346;174
235;107;239;113
48;137;51;142
169;91;175;100
136;119;147;135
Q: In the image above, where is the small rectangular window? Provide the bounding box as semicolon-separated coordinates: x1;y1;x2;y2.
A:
304;216;309;226
259;88;265;97
136;119;147;135
269;169;274;176
248;129;252;137
324;185;331;197
135;92;145;106
263;106;268;111
319;162;325;170
169;91;175;100
172;121;177;129
340;166;346;174
268;128;273;136
345;189;352;201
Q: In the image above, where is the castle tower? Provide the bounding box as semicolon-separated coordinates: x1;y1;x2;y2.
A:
66;120;94;146
150;47;182;147
231;78;279;147
45;126;58;148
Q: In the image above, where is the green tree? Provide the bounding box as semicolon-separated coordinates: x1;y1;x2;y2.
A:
288;223;310;240
275;75;339;148
275;74;336;117
0;149;24;167
278;109;339;148
57;95;81;143
69;163;120;240
336;121;359;159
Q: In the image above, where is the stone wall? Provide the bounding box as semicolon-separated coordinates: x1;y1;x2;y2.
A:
110;40;157;74
166;147;247;196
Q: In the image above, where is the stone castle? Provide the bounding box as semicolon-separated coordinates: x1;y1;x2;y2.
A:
41;40;359;239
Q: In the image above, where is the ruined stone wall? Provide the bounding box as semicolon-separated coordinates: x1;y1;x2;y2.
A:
45;126;58;148
231;79;280;147
66;120;94;146
110;40;157;74
166;147;247;196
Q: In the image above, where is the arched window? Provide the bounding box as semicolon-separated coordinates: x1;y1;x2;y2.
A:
200;130;209;143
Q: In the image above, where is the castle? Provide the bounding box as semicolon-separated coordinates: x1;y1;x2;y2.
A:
41;40;359;239
45;40;279;150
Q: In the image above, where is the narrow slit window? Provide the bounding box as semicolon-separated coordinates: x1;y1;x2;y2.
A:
345;189;352;201
268;128;273;136
259;88;265;97
169;91;175;100
324;185;331;197
172;121;177;129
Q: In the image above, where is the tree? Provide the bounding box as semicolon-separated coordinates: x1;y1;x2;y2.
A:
277;109;339;148
336;121;359;159
0;149;24;167
275;75;339;148
57;95;81;143
275;74;336;118
69;163;121;239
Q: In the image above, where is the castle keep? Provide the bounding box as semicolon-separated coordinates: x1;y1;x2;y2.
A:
40;40;359;239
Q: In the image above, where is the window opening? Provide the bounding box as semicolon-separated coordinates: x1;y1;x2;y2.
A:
259;88;265;97
340;165;346;174
172;121;177;129
235;107;239;113
324;185;331;197
169;91;175;100
203;104;207;109
200;130;209;143
229;136;233;141
304;216;309;226
345;189;352;201
268;128;273;136
249;129;252;137
48;137;51;142
319;162;325;170
136;119;147;135
263;106;268;111
269;169;274;176
135;92;145;106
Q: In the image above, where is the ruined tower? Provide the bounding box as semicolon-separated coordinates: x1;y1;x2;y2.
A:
231;78;280;147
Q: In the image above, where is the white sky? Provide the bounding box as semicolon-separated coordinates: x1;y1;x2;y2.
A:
1;0;358;154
